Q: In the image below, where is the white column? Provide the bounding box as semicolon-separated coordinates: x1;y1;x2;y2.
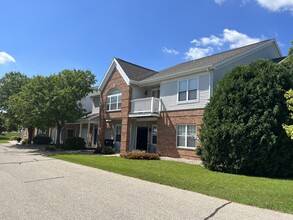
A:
87;122;91;147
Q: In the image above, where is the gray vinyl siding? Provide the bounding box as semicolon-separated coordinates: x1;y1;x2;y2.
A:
92;97;100;114
160;73;210;111
213;44;281;88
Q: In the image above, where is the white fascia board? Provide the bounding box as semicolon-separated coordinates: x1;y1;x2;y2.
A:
134;65;213;87
99;58;130;91
272;39;283;57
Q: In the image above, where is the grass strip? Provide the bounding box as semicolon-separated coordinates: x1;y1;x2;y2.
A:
0;132;19;143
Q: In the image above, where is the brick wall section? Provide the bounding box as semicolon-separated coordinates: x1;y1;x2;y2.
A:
98;68;131;152
157;109;204;159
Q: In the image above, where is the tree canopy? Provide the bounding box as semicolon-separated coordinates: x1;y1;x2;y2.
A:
199;59;293;177
0;71;29;111
7;69;96;145
45;69;96;145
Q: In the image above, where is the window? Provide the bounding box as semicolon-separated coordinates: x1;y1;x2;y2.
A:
106;88;121;111
178;78;198;102
151;125;157;145
176;124;196;148
115;125;121;142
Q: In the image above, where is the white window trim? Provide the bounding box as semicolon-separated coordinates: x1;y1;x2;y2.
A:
151;124;157;146
177;77;199;104
106;93;122;112
176;124;197;149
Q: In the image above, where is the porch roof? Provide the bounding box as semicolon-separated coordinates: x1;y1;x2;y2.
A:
77;113;99;124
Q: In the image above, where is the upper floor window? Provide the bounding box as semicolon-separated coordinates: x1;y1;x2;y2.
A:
178;78;198;102
106;88;121;111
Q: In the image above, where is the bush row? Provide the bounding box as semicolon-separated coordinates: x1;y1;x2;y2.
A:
120;150;160;160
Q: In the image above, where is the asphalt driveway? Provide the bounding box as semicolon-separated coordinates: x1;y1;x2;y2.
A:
0;142;292;220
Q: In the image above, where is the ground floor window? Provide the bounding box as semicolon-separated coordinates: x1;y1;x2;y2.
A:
176;124;196;148
151;125;157;145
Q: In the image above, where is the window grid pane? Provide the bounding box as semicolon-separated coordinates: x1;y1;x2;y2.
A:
188;78;197;90
179;80;187;92
188;89;197;100
178;91;187;101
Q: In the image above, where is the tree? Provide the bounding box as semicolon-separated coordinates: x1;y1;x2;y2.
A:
0;72;29;111
43;69;96;146
282;41;293;139
8;76;49;143
199;60;293;177
7;69;96;145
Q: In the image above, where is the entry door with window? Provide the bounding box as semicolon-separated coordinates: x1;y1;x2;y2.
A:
114;125;121;152
136;127;148;151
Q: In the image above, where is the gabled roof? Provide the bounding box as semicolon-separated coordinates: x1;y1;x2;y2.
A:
141;39;281;83
99;39;281;89
115;58;157;81
99;58;157;91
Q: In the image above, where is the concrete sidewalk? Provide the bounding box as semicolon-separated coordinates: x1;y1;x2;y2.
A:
0;142;292;220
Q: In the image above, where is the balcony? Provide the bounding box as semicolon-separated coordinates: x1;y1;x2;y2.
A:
129;97;161;117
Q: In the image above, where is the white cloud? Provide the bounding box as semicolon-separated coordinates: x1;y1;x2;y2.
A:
191;35;224;47
184;47;214;60
222;29;262;48
256;0;293;12
0;52;16;64
162;47;179;55
185;29;263;60
214;0;227;4
214;0;293;13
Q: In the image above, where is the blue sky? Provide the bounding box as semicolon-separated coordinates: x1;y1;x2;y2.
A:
1;0;292;85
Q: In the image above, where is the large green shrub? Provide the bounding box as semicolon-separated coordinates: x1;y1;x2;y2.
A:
93;146;115;155
33;135;52;145
199;60;293;177
64;137;86;150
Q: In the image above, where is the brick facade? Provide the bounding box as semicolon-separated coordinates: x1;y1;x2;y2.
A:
157;109;204;159
97;67;204;159
98;68;132;152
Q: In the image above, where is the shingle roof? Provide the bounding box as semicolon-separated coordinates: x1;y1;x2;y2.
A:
115;58;157;81
115;40;277;83
143;39;273;81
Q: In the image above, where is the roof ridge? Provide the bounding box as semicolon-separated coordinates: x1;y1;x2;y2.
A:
115;57;157;72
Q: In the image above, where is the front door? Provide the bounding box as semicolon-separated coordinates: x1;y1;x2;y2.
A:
136;127;148;151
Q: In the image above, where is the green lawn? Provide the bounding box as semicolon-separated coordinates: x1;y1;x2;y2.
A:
52;154;293;214
0;132;19;143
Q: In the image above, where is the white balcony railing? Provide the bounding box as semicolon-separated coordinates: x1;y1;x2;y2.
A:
130;97;161;115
